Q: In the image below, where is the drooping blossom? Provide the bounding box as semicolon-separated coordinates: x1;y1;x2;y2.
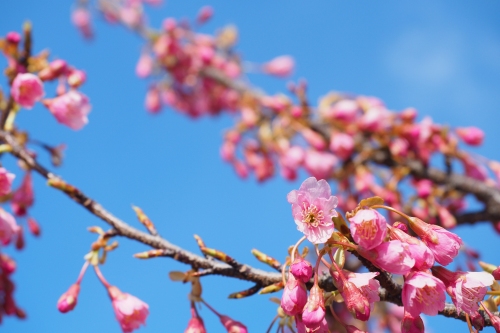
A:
281;273;307;316
357;240;415;275
431;266;494;315
402;271;446;317
0;168;15;197
344;271;380;306
348;208;387;250
303;150;337;181
57;283;80;313
290;256;313;283
44;90;91;130
388;225;434;271
329;132;355;160
408;217;462;266
185;303;206;333
11;73;45;109
401;311;424;333
108;286;149;333
287;177;338;244
11;172;34;216
302;283;325;328
262;56;294;78
334;274;371;321
0;208;19;245
456;127;484;146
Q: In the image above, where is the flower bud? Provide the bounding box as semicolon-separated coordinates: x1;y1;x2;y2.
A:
302;283;325;327
401;311;424;333
290;256;313;283
57;284;80;313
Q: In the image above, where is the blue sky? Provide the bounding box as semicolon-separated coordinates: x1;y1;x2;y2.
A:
1;1;500;332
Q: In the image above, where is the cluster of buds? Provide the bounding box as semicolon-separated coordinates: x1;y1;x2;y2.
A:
1;28;91;130
281;177;497;332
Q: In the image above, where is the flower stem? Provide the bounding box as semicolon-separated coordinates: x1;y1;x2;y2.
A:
265;315;278;333
291;235;306;262
76;260;90;285
372;204;412;222
200;298;222;317
93;265;111;289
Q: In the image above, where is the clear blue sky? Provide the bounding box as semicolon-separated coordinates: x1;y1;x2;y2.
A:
2;1;500;332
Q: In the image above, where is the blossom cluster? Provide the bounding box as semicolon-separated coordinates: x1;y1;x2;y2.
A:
281;177;495;333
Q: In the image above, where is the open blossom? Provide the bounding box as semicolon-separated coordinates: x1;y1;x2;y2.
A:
11;73;45;109
302;283;325;328
0;168;15;197
262;56;294;77
303;150;337;181
402;271;446;317
108;286;149;333
409;217;462;266
329;132;355;160
349;208;387;250
11;172;34;216
344;271;380;306
281;274;307;316
0;208;19;245
357;240;415;275
287;177;338;244
44;90;91;130
431;266;494;315
321;99;359;122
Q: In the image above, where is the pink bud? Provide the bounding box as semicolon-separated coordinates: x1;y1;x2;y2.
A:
301;129;326;150
219;315;248;333
302;283;325;327
304;150;337;180
27;217;41;237
11;73;45;109
145;86;162;113
290;256;313;283
67;70;86;88
44;91;91;130
262;56;294;78
72;8;93;39
456;127;484;146
6;32;21;44
15;225;24;250
57;284;80;313
281;272;308;316
469;311;485;331
0;253;16;275
196;6;214;24
401;311;424;333
0;208;19;245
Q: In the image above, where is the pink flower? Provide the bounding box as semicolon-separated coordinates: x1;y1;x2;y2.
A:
196;6;214;24
287;177;338;244
145;86;162;113
281;274;307;316
456;127;484;146
11;73;45;109
67;69;86;88
11;172;34;217
136;52;153;78
321;99;359;122
27;217;41;236
402;271;446;317
329;132;355;160
303;150;337;181
401;311;425;333
358;240;415;275
408;217;462;266
344;271;380;305
302;283;325;328
72;7;93;39
431;266;494;315
185;305;206;333
0;168;15;197
279;146;304;181
348;208;387;250
57;284;80;313
262;56;294;77
0;208;19;245
389;138;409;158
414;179;433;198
359;107;390;132
219;315;248;333
290;256;313;283
388;226;434;271
45;91;91;130
108;286;149;333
